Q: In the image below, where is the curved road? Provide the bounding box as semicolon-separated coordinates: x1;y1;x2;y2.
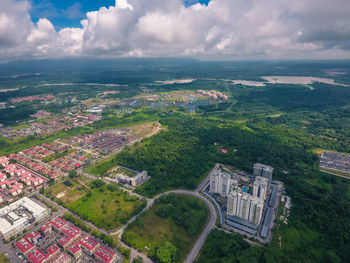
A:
113;189;217;263
168;190;217;263
38;178;217;263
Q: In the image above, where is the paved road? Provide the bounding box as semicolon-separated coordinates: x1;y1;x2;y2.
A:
112;189;217;263
169;191;216;263
195;163;220;193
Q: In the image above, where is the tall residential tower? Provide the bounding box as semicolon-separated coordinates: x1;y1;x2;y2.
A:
227;189;264;225
253;163;274;188
209;169;232;197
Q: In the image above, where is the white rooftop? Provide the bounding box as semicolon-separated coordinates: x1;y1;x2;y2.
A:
8;211;20;221
0;197;47;236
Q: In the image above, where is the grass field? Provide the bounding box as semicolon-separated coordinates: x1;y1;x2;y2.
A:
45;177;89;204
113;167;136;177
85;153;119;176
0;254;9;263
127;121;161;138
68;185;146;230
12;123;30;131
122;194;208;262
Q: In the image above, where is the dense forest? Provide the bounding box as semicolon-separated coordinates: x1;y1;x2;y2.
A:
116;116;350;262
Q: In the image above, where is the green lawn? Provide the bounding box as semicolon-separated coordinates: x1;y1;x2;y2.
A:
0;254;9;263
68;184;146;231
122;194;209;262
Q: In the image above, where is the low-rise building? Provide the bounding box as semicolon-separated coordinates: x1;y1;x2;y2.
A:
69;244;82;259
15;236;36;255
17;217;120;263
79;236;100;255
116;170;150;187
94;246;118;263
0;197;48;240
52;253;72;263
0;156;10;167
58;225;82;250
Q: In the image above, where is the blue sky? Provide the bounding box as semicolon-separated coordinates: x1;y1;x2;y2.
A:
30;0;211;29
1;0;349;61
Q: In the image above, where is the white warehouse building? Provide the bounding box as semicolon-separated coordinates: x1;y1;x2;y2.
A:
0;197;48;240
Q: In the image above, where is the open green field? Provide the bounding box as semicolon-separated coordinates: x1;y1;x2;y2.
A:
0;254;9;263
122;194;209;263
114;167;136;177
68;183;146;230
86;153;120;176
45;177;89;204
12;122;30;131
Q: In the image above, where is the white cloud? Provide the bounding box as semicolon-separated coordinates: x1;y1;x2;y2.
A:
0;0;32;47
1;0;350;61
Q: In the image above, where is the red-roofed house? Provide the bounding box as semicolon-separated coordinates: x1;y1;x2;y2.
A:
27;248;47;263
0;156;10;166
52;253;71;263
46;245;60;262
51;217;68;231
25;231;40;244
39;222;52;236
94;246;118;263
40;217;68;236
0;181;6;189
79;236;100;255
69;243;82;259
58;225;81;250
219;148;228;154
9;188;19;197
0;173;6;182
15;237;36;256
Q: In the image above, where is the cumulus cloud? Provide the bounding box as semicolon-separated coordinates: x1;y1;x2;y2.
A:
1;0;350;61
0;0;32;47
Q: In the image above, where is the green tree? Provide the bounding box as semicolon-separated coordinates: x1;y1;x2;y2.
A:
69;170;77;178
90;179;105;188
107;183;118;191
155;242;178;263
133;256;143;263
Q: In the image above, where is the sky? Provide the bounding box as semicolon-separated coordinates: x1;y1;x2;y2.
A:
29;1;211;29
0;0;350;62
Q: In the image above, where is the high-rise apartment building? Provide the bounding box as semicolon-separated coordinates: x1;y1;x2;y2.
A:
227;189;264;225
209;170;232;197
253;163;274;188
253;176;268;200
